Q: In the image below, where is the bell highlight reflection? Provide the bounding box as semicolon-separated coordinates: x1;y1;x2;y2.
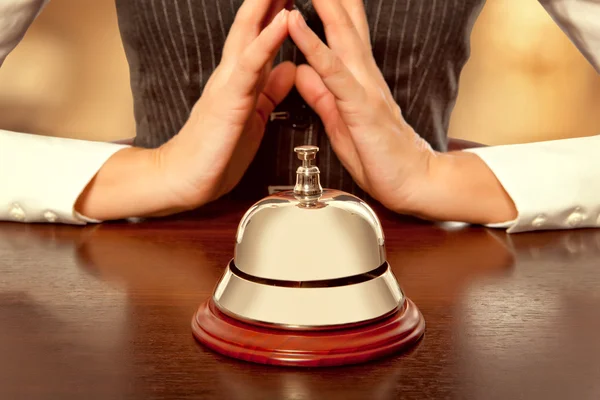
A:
192;146;425;367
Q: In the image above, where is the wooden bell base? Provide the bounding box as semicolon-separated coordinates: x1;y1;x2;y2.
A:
192;298;425;367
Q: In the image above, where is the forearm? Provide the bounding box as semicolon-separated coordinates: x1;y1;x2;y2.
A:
75;147;190;221
402;134;600;233
404;151;518;225
0;129;203;224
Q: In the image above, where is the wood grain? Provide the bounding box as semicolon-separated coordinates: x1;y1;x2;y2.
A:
1;200;600;399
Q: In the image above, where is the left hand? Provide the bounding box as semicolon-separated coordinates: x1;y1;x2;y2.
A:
288;0;435;214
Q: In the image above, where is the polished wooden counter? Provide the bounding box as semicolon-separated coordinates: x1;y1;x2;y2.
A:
1;201;599;399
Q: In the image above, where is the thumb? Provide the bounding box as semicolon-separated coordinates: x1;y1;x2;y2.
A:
255;61;297;125
294;64;339;127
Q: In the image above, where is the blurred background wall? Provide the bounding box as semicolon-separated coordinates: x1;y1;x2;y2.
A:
0;0;599;145
450;0;600;145
0;0;134;142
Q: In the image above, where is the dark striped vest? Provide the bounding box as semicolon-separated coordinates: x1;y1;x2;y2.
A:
115;0;484;199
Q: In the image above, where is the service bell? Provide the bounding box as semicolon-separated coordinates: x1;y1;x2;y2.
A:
192;146;425;367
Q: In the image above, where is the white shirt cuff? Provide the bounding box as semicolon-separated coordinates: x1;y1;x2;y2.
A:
464;135;600;233
0;130;129;224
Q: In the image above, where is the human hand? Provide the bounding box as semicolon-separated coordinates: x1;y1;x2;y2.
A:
76;0;297;221
288;0;516;224
157;0;295;209
288;0;433;213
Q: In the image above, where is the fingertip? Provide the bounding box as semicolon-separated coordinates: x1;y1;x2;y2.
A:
288;10;317;54
295;64;312;86
294;64;329;106
268;62;297;94
289;9;308;30
270;8;288;27
296;63;313;74
277;61;298;76
281;60;297;68
270;62;297;89
296;64;321;81
263;0;292;26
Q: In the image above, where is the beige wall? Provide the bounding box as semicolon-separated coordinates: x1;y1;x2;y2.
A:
449;0;600;145
0;0;134;141
0;0;599;145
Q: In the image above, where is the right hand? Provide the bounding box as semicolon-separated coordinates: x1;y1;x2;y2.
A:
157;0;295;209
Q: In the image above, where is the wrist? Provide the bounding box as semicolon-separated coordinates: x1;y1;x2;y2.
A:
154;135;222;211
401;151;517;225
75;147;192;221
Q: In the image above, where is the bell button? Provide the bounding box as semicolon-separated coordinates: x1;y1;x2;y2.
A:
293;145;323;202
295;145;318;162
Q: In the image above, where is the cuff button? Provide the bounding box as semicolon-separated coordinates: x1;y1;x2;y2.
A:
9;203;26;222
43;211;58;223
532;215;546;228
567;210;585;227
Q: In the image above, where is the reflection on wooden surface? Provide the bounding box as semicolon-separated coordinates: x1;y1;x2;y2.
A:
1;201;599;398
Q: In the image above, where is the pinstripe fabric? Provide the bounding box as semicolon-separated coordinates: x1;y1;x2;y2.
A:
115;0;485;199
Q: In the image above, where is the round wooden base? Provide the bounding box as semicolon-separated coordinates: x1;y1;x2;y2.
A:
192;298;425;367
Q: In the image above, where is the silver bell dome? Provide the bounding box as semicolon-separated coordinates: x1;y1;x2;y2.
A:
212;146;405;329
